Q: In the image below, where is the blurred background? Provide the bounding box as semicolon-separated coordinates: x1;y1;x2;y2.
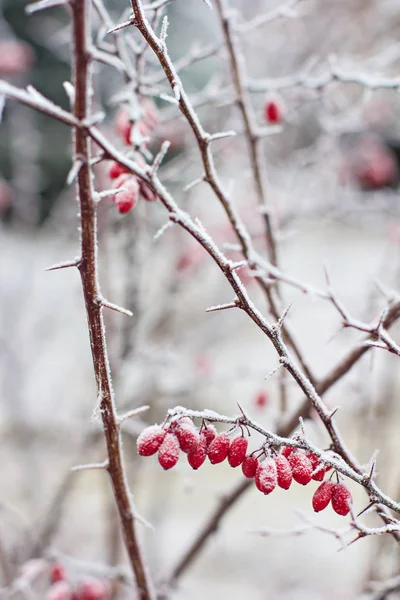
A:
2;0;400;598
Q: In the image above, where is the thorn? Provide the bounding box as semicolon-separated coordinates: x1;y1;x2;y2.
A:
154;219;174;241
25;0;68;14
117;405;150;425
183;175;204;192
66;159;83;185
277;302;293;328
328;406;340;419
323;260;332;289
357;502;376;518
172;83;181;102
209;130;237;142
160;15;169;44
366;459;376;483
230;260;247;271
45;259;79;272
71;460;109;472
205;300;239;313
107;18;136;34
102;299;133;317
0;95;5;124
151;140;170;174
264;361;284;380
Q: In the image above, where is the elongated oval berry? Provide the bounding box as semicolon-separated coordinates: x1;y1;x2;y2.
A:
288;450;313;485
281;446;293;459
312;481;335;512
137;425;166;457
275;454;293;490
241;455;258;478
174;423;200;453
108;161;128;180
158;433;180;470
79;578;109;600
208;433;230;464
114;176;139;214
47;582;71;600
228;437;248;468
264;97;284;124
331;483;352;516
187;444;206;470
50;563;66;584
307;452;331;481
200;424;217;449
255;459;277;495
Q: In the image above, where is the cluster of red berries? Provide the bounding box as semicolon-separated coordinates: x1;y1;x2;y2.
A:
47;563;109;600
137;418;353;517
108;102;159;214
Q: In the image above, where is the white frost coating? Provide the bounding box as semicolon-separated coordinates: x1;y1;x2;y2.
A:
256;459;277;492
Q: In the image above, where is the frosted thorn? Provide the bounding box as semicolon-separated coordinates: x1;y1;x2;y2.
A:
366;459;376;483
328;406;340;419
230;260;247;270
45;259;79;272
323;260;332;289
25;0;68;14
160;16;169;44
205;300;239;313
298;416;306;438
158;93;179;106
154;219;174;240
183;175;205;192
151;140;170;175
209;130;237;142
66;158;83;185
102;299;133;317
82;111;105;127
356;502;376;518
277;302;293;328
117;405;150;426
107;18;136;34
71;460;109;472
264;361;283;380
63;81;75;106
172;83;181;102
202;0;213;8
0;95;5;123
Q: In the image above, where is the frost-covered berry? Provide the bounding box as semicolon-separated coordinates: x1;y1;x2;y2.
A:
187;444;207;470
113;176;139;214
47;582;71;600
108;161;128;180
288;450;313;485
174;423;200;454
200;424;217;449
331;483;352;516
306;452;330;482
312;481;335;512
158;433;180;470
255;459;277;495
241;455;258;478
50;563;66;584
115;108;132;145
228;437;248;468
208;433;230;464
275;454;293;490
264;97;284;124
137;425;166;457
79;578;109;600
281;446;293;459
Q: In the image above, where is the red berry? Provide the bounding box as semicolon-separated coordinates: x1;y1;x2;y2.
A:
137;425;166;457
241;456;258;478
312;481;335;512
187;444;207;469
281;446;293;459
158;433;180;470
115;108;132;145
228;437;248;467
113;176;139;214
200;425;217;449
275;454;293;490
50;563;66;584
306;452;330;481
174;423;200;454
207;433;230;464
264;97;284;124
79;579;109;600
255;459;277;495
108;161;128;180
254;391;268;408
47;582;71;600
331;483;352;516
288;450;313;485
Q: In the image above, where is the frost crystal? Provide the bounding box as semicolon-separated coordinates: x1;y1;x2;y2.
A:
255;458;277;494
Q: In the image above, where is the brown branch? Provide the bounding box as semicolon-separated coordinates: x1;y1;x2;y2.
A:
214;0;278;266
70;1;154;598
